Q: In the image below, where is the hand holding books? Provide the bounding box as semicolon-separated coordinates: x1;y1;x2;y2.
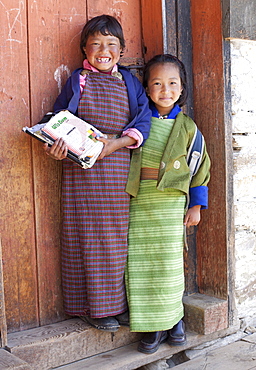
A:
23;110;105;169
43;137;68;161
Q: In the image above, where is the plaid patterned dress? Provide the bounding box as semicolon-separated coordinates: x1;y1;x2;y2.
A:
61;72;131;318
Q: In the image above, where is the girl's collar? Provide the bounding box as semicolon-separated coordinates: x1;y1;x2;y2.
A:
149;102;181;119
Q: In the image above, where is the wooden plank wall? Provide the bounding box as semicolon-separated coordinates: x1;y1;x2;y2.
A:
140;0;164;62
28;0;88;328
190;0;228;299
163;0;193;116
1;0;144;332
0;0;231;332
0;0;39;331
88;0;143;58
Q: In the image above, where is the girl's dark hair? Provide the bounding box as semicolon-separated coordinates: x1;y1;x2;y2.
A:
80;14;125;57
143;54;188;107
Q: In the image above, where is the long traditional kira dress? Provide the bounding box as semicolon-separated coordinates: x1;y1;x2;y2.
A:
126;116;186;332
61;71;131;318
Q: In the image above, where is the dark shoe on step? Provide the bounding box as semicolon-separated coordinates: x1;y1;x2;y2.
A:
138;331;168;354
80;316;120;332
168;319;186;346
115;311;130;326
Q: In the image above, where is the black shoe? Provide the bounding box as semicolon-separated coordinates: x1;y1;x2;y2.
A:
80;316;120;332
138;331;168;354
168;320;187;346
115;311;130;326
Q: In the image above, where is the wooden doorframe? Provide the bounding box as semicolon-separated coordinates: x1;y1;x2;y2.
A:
190;0;237;327
1;0;236;334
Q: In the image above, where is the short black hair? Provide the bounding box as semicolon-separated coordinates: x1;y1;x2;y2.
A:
143;54;188;107
80;14;125;57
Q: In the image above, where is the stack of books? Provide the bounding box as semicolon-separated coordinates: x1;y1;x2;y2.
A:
22;110;104;169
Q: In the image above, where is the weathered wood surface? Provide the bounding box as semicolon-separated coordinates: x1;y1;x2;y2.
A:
8;319;142;369
87;0;143;59
190;0;228;299
184;226;198;295
141;0;164;62
164;1;197;293
0;0;39;332
27;0;89;328
176;0;194;118
0;238;7;347
7;318;239;369
0;349;32;370
52;325;239;369
222;0;256;40
1;0;230;335
163;0;177;55
164;0;194;114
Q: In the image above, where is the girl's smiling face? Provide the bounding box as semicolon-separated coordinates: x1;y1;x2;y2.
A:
146;63;183;116
83;32;122;72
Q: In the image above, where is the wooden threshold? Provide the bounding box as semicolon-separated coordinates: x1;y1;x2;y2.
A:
4;318;240;370
53;325;241;369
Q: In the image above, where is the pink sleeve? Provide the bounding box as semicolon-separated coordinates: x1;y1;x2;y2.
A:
79;74;86;94
122;128;143;148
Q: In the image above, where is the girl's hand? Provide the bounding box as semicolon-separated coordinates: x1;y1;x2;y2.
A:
96;137;120;160
43;137;68;160
97;135;137;160
184;205;201;228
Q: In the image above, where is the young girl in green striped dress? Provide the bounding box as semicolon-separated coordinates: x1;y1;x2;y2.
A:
125;54;211;354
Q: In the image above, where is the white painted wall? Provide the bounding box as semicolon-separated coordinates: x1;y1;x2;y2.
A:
231;39;256;327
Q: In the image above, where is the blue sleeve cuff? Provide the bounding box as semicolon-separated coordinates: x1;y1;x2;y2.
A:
189;186;208;209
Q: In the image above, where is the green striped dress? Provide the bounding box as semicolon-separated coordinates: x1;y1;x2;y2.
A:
125;117;186;332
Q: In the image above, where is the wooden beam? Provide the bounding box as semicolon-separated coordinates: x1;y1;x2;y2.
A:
222;0;256;40
190;0;228;299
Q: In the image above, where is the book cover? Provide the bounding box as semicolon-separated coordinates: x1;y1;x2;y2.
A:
22;111;104;169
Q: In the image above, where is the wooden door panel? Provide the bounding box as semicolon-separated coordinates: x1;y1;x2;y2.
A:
87;0;143;59
27;1;89;326
0;0;39;331
141;0;163;62
28;1;144;327
1;0;156;332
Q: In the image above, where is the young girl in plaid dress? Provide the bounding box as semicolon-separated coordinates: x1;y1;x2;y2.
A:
43;14;151;332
